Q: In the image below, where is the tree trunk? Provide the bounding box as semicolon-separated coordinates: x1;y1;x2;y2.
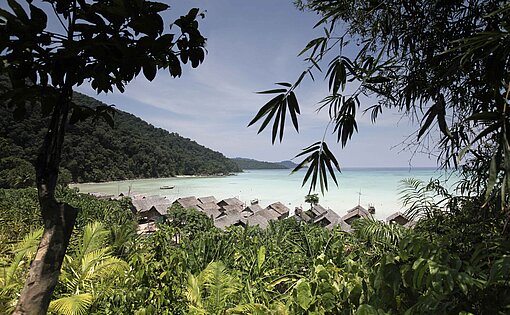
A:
13;203;78;315
14;89;76;314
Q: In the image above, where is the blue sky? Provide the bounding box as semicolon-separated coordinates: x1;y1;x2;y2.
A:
75;0;437;168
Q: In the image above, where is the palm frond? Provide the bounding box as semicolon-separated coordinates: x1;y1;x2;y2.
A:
78;222;108;260
188;261;241;313
399;178;440;220
85;256;128;282
13;228;43;257
48;293;93;315
80;248;110;275
200;261;240;311
352;218;407;248
186;274;204;308
3;228;43;286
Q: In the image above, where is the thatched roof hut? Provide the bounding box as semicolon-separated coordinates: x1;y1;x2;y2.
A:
308;204;328;219
132;195;170;212
245;213;271;229
295;207;312;223
266;202;290;219
386;212;411;226
218;197;244;208
313;208;342;229
197;202;222;220
342;205;371;225
198;196;218;204
174;196;199;209
220;204;244;213
214;209;245;229
242;204;263;217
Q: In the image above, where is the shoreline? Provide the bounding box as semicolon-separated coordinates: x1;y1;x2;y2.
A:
70;168;455;220
70;172;241;186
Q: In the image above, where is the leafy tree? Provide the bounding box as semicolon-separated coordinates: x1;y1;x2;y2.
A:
0;157;35;188
251;0;509;200
166;204;216;240
304;193;319;210
0;0;206;313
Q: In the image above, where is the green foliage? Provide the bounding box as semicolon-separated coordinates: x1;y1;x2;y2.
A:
0;227;43;313
186;261;241;314
304;193;319;210
49;294;93;315
0;157;35;188
1;188;510;314
51;222;128;315
166;204;216;240
292;141;341;194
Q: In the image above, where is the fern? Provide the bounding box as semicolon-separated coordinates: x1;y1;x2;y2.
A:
187;261;241;313
48;293;93;315
77;222;109;261
352;218;407;249
2;228;43;286
399;178;447;220
50;222;127;313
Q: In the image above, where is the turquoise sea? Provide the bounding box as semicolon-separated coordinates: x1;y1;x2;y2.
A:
72;168;458;219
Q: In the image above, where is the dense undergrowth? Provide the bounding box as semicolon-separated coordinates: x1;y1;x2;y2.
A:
1;187;509;314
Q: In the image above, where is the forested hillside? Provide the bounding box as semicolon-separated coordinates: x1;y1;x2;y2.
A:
0;92;240;183
230;157;288;170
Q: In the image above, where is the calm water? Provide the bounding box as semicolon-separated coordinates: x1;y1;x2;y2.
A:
72;168;458;219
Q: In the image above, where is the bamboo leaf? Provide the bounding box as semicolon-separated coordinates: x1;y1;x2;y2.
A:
418;104;438;140
256;88;287;94
271;104;282;144
249;94;282;127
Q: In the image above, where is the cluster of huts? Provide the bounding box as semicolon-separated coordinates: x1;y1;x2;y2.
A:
126;193;415;234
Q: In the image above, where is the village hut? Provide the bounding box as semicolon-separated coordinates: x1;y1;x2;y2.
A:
174;196;199;209
245;213;272;229
132;196;171;219
220;204;244;213
217;197;244;208
265;202;290;219
197;202;223;220
242;204;263;218
295;207;312;223
198;196;218;204
138;203;170;222
306;204;328;220
214;209;246;229
386;211;412;226
342;205;372;225
136;222;158;234
312;208;342;229
256;208;281;221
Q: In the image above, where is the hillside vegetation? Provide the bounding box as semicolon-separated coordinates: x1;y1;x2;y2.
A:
1;187;509;314
231;157;292;170
0;92;240;184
